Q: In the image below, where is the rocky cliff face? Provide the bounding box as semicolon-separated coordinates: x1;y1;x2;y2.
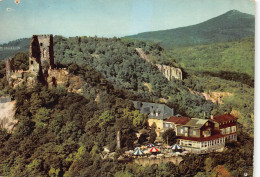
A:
155;64;182;80
135;48;182;80
0;100;17;133
47;68;84;94
188;88;233;104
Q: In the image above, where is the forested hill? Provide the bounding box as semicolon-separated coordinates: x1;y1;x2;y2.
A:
126;10;255;47
0;35;254;176
0;38;30;60
52;36;216;118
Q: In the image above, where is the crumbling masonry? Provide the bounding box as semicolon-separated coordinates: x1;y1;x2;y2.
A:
5;34;83;93
29;34;54;80
6;35;55;86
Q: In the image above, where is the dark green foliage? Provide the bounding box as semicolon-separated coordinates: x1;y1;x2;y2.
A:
0;63;139;176
12;52;29;71
0;60;8;92
149;128;157;143
162;128;176;145
52;36;215;118
0;33;254;176
167;38;255;80
126;10;254;48
138;132;149;144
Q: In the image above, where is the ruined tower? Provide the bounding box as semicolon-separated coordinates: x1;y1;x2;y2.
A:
29;34;54;79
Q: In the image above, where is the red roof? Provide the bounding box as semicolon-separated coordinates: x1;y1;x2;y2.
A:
165;116;190;125
213;114;237;123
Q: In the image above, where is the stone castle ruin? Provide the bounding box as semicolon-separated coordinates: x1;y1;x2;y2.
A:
6;34;55;86
29;35;54;81
5;35;83;93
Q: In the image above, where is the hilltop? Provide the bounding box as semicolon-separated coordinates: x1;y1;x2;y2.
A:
126;10;255;47
0;38;30;60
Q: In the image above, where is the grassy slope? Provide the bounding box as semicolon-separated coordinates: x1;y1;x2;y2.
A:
168;38;254;79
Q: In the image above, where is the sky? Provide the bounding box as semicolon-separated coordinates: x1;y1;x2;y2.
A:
0;0;255;43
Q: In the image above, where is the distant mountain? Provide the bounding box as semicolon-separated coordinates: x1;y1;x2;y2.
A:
126;10;255;47
0;38;30;60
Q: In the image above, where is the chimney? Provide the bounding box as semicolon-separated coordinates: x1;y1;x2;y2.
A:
210;115;214;120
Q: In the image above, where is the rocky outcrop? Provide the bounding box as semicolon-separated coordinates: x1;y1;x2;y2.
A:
47;68;84;94
0;99;17;133
136;48;182;80
155;64;182;80
188;88;233;104
201;92;233;104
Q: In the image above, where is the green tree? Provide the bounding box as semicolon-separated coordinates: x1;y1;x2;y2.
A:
149;128;157;143
162;128;176;145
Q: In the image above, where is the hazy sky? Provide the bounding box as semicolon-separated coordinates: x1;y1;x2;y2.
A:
0;0;255;43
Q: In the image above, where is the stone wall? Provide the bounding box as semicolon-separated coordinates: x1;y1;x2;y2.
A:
133;156;183;166
135;48;182;80
37;34;54;73
29;34;54;79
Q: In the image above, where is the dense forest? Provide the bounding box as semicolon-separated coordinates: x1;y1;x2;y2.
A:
0;34;254;176
0;60;254;177
52;36;217;119
52;36;254;133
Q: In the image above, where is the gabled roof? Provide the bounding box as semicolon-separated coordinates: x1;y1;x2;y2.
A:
213;114;237;123
184;118;208;128
165;116;190;125
132;101;174;120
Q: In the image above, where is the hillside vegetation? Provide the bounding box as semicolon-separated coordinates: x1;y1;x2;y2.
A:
127;10;254;47
0;38;30;60
0;56;253;176
52;36;216;118
167;38;254;84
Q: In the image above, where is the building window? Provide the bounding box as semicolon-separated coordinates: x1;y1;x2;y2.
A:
231;126;236;133
40;43;43;46
31;61;33;65
193;131;196;135
180;129;183;133
226;127;231;134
